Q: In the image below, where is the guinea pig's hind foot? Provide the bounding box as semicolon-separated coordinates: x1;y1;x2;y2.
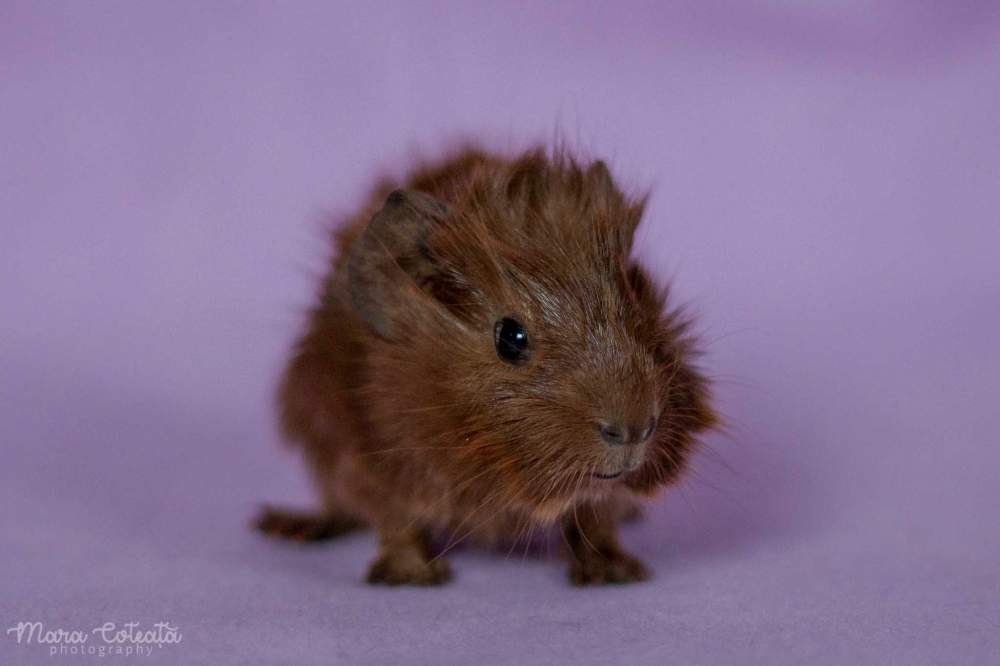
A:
253;504;365;543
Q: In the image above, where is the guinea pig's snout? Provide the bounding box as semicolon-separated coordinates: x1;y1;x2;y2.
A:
596;415;657;447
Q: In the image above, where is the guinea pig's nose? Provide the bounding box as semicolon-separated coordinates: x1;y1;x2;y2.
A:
597;417;656;446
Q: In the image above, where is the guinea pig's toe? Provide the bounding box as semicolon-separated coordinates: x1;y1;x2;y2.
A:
604;551;651;583
568;559;603;585
424;558;453;585
568;550;651;586
366;552;452;586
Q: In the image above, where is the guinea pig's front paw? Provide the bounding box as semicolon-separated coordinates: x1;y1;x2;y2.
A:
366;550;452;587
568;548;651;586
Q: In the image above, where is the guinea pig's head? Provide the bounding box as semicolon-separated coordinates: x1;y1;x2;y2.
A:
348;150;715;519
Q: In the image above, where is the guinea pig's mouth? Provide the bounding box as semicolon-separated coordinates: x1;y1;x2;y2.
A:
591;455;644;480
591;470;624;480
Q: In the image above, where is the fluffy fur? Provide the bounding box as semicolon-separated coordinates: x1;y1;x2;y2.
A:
256;146;716;585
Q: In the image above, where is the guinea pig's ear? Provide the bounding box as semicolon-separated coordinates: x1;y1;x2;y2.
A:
586;160;645;254
586;159;615;193
346;189;451;339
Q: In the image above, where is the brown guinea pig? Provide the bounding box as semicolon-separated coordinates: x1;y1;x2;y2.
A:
255;146;717;586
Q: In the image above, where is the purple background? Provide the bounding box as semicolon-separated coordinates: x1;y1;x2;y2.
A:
2;2;999;664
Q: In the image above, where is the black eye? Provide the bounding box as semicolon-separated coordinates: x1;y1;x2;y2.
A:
494;317;530;364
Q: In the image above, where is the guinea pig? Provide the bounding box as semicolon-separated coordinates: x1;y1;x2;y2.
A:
255;146;716;586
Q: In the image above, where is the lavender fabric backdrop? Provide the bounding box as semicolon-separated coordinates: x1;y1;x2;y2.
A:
2;2;998;664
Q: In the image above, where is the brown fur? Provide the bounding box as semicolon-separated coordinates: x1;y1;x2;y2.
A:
255;146;716;586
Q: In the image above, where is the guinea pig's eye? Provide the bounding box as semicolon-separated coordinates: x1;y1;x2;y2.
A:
494;317;530;364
